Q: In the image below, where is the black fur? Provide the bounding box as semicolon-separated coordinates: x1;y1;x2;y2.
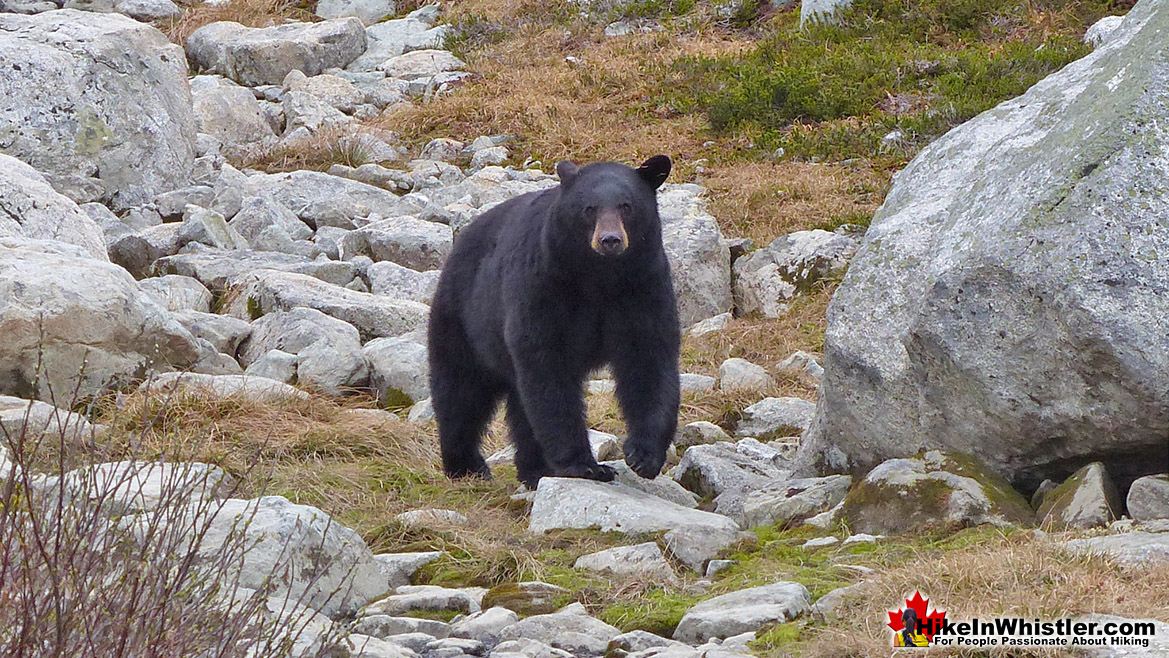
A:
427;156;681;489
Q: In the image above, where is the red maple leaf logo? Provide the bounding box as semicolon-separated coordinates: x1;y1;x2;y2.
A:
888;591;947;641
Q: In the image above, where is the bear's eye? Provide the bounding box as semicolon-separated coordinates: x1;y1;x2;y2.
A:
584;205;597;216
618;202;632;213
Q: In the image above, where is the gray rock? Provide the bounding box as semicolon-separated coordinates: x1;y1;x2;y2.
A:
172;310;252;355
364;336;429;405
191;78;275;154
497;608;621;657
240;307;368;395
1083;14;1125;46
395;508;467;527
420;138;465;163
244;349;298;383
192;495;390;618
470;146;508;169
139;275;213;313
347;14;448;73
0;10;196;209
0;238;201;402
282;90;353;134
840;450;1033;535
187;19;367;87
735;397;816;439
364;585;486;616
348;634;417;658
671;438;792;514
286;72;365;113
679;373;717;393
796;0;1169;490
672;582;811;643
664;524;746;573
1127;474;1169;521
373;550;442;589
717;358;773;393
316;0;396;26
800;0;851;26
379;49;465;79
733;230;857;318
61;461;228;514
229;196;313;246
776;350;824;379
656;185;732;327
573;542;678;585
180;206;249;250
156;186;216;219
140;372;308;403
687;312;731;337
114;0;180;21
243;170;411;227
366;260;442;303
740;475;852;528
602;460;699;508
155;250;358;290
1037;462;1122;529
704;560;734;578
809;583;866;620
0;395;96;445
450;607;519;647
676;421;732;449
341;215;453;271
351;615;451;640
226;269;429;341
529;478;740;536
407;397;434;423
607;630;689;656
0;155;108;261
1063;531;1169;566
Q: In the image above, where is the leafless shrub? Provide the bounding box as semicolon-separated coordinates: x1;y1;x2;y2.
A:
0;355;351;658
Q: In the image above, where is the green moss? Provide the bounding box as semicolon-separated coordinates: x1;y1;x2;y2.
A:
400;608;462;622
660;0;1117;162
245;297;264;321
74;110;113;156
380;387;415;412
751;622;801;652
598;589;700;636
482;582;576;616
940;450;1033;524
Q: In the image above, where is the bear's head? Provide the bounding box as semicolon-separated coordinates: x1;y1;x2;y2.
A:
549;155;671;261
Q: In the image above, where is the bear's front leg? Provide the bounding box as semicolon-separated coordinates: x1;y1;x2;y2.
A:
510;358;616;484
610;298;681;479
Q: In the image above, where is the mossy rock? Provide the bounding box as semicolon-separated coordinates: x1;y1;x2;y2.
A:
1036;462;1121;529
482;581;573;617
840;450;1033;535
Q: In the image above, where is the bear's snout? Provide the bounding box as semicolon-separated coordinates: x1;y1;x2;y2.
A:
591;209;628;256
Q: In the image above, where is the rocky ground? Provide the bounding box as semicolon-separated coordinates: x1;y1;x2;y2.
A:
1;0;1168;657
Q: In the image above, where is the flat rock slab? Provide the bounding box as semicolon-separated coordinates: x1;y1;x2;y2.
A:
1062;531;1169;566
497;608;621;657
139;372;308;403
573;542;679;584
740;475;852;528
187;18;367;86
364;585;487;616
155;249;358;290
735;397;817;439
529;478;740;536
673;582;811;643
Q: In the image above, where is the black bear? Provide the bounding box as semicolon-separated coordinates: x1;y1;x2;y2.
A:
427;155;681;488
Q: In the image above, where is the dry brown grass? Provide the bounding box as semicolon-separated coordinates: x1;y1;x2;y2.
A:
164;0;317;45
234;128;379;173
796;530;1169;658
703;161;888;245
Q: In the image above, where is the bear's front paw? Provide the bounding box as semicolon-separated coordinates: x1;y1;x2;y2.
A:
556;462;618;482
624;443;666;479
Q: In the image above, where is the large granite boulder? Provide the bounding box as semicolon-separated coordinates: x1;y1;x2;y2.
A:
0;10;196;209
656;184;733;327
0;239;202;401
0;155;108;261
187;19;367;87
797;1;1169;491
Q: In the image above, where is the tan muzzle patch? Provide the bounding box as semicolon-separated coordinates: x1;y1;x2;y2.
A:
591;209;628;255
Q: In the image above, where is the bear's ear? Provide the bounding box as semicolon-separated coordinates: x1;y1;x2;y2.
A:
556;161;579;186
636;155;671;190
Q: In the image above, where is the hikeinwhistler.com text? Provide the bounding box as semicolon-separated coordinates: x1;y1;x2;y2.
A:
922;617;1157;649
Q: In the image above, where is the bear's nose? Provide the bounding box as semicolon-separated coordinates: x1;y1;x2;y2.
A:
598;233;626;254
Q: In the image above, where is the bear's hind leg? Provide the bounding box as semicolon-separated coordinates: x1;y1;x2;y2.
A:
505;391;550;489
430;321;501;480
